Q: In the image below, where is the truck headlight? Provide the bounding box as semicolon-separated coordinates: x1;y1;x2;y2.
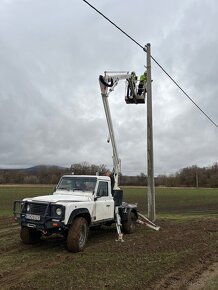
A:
56;208;62;216
27;204;30;212
51;205;65;218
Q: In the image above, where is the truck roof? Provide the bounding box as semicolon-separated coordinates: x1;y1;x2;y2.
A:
62;175;111;181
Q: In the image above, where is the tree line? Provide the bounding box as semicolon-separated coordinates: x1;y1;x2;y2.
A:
155;163;218;188
0;162;217;187
0;163;108;185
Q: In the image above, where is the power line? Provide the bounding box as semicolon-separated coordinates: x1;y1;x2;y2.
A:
82;0;146;51
82;0;218;129
150;56;218;129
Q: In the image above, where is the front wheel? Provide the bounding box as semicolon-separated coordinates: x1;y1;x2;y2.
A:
122;211;137;234
67;217;89;253
20;226;41;244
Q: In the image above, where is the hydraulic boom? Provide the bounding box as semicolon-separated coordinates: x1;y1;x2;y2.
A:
99;71;159;241
99;71;138;189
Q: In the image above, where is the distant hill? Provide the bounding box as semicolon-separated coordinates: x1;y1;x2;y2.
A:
0;165;67;172
0;165;70;184
24;165;67;173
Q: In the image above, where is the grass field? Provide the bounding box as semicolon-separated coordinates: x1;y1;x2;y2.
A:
0;185;217;289
0;185;52;216
1;185;217;218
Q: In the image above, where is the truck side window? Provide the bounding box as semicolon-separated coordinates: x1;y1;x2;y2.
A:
97;181;108;197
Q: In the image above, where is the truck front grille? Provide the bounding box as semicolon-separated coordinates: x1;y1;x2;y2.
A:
27;203;48;216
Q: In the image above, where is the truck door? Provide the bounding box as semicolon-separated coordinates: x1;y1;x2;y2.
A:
95;181;114;221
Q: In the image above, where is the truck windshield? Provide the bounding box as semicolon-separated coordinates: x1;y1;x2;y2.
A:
57;177;97;192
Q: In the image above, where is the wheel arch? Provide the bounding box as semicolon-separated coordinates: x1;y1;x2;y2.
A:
120;206;138;222
130;208;138;220
67;208;91;226
121;208;138;234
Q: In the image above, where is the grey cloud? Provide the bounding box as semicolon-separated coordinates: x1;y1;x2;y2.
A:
0;0;217;175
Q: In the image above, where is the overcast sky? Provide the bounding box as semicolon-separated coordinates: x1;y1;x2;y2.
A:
0;0;217;175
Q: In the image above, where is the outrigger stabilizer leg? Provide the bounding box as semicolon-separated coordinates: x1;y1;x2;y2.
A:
115;206;124;242
115;209;160;242
136;212;160;231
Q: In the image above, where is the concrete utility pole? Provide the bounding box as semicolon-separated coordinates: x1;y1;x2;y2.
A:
146;43;156;222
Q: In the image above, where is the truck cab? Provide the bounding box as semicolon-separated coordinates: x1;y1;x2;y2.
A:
54;175;115;222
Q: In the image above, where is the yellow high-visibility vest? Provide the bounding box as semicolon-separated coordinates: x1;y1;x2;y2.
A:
140;73;147;82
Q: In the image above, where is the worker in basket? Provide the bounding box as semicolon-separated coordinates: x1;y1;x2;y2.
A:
138;71;147;95
126;71;137;99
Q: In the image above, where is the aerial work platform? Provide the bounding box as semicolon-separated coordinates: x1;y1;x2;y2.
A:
125;93;145;104
125;71;147;104
99;71;146;105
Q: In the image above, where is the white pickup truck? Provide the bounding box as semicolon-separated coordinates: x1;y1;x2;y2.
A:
13;174;138;252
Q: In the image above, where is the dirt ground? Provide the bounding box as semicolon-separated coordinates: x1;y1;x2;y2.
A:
0;216;217;290
187;262;218;290
142;218;218;290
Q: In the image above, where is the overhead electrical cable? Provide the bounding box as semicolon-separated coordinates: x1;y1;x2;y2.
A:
82;0;145;50
150;57;218;129
82;0;218;129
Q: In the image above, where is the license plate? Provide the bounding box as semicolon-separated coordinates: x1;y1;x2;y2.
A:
26;214;40;221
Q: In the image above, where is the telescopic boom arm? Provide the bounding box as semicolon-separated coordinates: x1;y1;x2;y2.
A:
99;71;159;241
99;72;137;189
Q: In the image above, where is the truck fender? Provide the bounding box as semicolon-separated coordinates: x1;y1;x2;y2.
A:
119;207;138;222
67;208;91;225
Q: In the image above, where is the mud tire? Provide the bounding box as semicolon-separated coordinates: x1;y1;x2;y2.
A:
20;226;41;244
122;211;137;234
67;217;89;253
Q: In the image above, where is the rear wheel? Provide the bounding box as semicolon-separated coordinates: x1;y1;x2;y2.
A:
20;226;41;244
122;211;137;234
67;217;89;253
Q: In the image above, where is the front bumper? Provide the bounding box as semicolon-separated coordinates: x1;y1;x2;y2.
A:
13;200;66;233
